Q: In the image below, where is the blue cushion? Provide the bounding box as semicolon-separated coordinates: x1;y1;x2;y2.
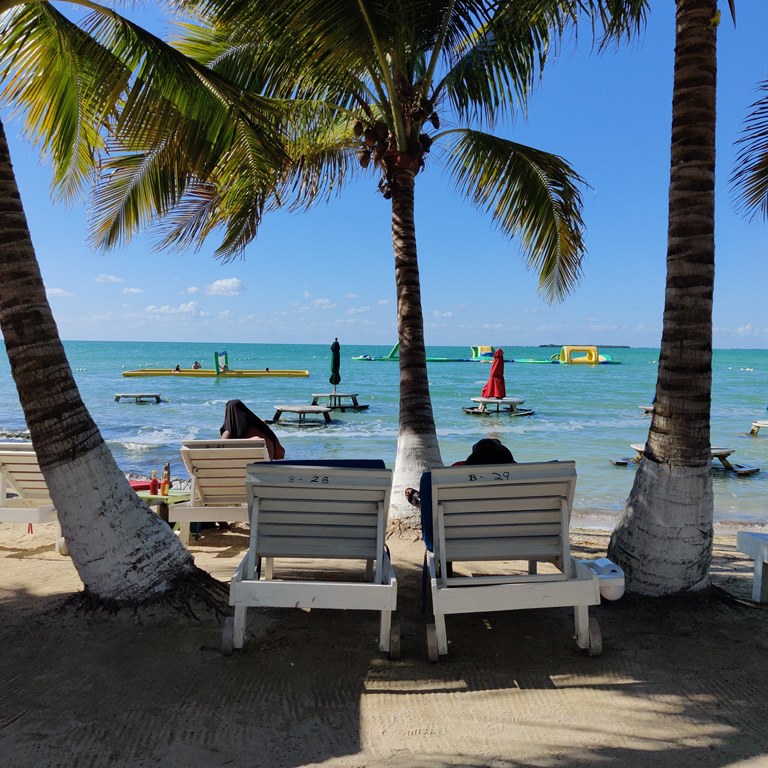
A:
420;471;434;551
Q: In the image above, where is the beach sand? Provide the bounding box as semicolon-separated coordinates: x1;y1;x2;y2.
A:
1;522;768;767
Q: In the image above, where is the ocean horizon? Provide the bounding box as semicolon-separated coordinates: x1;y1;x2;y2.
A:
2;340;767;531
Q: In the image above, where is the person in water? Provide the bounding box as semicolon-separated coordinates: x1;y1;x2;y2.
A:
405;438;515;507
192;361;202;369
220;399;286;460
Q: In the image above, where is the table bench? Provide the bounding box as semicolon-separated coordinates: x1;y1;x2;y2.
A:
310;393;369;411
270;405;332;425
615;444;760;476
115;393;162;403
736;531;768;602
463;397;535;417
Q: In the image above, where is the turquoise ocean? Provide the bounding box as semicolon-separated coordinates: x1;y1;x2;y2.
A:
1;341;767;531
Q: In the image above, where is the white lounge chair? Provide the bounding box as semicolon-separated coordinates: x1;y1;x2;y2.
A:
170;439;269;545
224;462;398;656
0;442;64;553
423;461;606;661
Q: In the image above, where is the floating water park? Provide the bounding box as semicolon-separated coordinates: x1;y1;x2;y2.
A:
122;351;310;378
353;343;495;362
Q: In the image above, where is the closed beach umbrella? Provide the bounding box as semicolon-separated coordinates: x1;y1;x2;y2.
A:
481;348;506;399
329;338;341;393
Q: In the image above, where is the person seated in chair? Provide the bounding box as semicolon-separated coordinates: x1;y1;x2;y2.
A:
405;438;515;508
220;399;286;460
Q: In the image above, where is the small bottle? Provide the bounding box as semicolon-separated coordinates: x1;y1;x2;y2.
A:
160;463;171;496
149;470;159;496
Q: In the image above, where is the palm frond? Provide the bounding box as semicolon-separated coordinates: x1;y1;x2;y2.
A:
732;81;768;222
443;128;586;301
0;4;128;201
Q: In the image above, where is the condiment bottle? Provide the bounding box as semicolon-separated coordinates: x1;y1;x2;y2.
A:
160;463;171;496
149;470;159;495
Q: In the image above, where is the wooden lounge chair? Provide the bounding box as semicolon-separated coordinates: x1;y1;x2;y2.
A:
423;461;605;661
0;442;64;553
224;462;398;656
170;439;269;545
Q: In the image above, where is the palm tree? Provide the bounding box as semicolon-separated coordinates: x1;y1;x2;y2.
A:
91;0;648;514
0;1;280;603
608;0;734;595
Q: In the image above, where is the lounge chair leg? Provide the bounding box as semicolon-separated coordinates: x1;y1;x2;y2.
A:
433;606;449;656
426;623;439;663
264;557;274;580
753;559;768;603
379;609;392;654
574;605;590;650
365;559;373;580
178;521;191;546
233;605;247;649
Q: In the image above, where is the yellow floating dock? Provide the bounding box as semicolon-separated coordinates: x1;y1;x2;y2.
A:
122;368;309;378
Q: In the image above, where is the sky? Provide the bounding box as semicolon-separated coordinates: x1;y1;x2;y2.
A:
4;3;768;348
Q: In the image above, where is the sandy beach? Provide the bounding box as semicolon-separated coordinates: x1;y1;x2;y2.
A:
2;521;768;767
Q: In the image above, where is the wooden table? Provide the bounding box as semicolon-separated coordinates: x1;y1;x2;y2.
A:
310;393;369;411
750;420;768;436
136;489;192;522
621;444;759;476
271;405;332;425
115;393;162;403
463;397;535;417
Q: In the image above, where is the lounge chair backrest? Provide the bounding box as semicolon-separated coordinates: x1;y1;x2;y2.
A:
180;438;268;507
0;443;51;504
429;461;577;576
246;464;392;567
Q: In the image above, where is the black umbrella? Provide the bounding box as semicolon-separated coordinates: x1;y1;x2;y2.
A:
329;338;341;395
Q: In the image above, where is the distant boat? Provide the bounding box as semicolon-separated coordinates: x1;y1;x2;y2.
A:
510;345;620;365
353;343;495;362
122;350;309;378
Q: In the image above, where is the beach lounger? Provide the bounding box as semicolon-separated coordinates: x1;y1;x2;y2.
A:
422;461;610;661
0;442;64;553
224;462;398;656
736;531;768;602
170;439;269;545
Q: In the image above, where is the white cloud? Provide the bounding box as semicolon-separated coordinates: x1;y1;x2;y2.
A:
206;278;245;296
433;310;453;318
46;287;73;297
95;274;124;284
345;293;358;299
377;299;389;305
145;301;207;318
123;287;143;295
346;307;370;315
313;298;336;310
185;286;201;294
304;290;312;299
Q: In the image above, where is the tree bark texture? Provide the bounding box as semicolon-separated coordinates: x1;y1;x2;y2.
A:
0;118;195;601
609;0;717;595
390;168;443;518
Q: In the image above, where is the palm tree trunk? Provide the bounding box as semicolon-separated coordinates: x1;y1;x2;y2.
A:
0;118;198;602
608;0;717;595
390;168;443;517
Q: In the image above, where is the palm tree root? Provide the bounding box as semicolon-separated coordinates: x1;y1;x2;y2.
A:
62;564;230;620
